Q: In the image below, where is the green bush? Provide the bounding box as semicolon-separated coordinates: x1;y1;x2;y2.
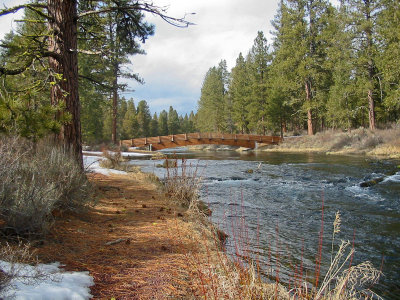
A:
0;136;94;235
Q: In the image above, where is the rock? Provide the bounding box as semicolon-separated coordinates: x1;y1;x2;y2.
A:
246;169;254;174
360;177;385;187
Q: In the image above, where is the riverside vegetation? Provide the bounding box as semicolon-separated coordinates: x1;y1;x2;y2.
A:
260;126;400;159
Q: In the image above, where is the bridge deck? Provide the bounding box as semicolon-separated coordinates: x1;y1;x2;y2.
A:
120;133;282;151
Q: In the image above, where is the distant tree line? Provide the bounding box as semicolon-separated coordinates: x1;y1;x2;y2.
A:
196;0;400;136
85;97;197;144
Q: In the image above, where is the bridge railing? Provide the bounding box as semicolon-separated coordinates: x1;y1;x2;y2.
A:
121;132;282;149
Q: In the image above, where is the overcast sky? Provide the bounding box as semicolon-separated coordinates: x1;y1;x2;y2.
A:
0;0;338;115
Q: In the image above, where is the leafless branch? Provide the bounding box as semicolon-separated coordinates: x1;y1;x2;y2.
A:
78;2;194;28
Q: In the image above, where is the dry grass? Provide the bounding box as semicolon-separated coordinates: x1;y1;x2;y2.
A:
99;150;141;172
0;136;94;236
0;242;53;296
163;158;203;210
261;127;400;158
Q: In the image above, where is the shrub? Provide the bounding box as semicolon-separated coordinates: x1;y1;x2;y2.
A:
99;150;140;172
0;136;94;236
164;158;202;210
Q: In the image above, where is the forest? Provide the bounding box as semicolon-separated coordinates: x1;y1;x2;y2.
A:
197;0;399;137
0;0;399;160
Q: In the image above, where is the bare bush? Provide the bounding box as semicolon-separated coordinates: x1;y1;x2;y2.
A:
99;150;140;172
164;158;202;209
0;242;42;293
0;136;94;235
100;150;124;169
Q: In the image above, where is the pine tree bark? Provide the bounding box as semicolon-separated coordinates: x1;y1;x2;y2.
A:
48;0;83;168
365;0;376;130
368;88;376;130
112;66;118;144
305;80;314;135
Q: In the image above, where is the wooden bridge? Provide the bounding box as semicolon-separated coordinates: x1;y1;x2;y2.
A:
120;133;282;151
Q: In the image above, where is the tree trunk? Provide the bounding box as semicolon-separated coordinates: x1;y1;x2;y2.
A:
48;0;83;168
305;80;314;135
365;0;376;131
112;67;118;144
368;88;376;130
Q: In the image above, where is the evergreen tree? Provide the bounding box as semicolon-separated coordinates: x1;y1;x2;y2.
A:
149;112;159;136
324;2;360;129
167;106;180;134
376;0;400;120
188;111;197;132
270;0;332;135
158;110;169;135
196;61;229;132
230;53;250;133
121;99;138;139
342;0;381;129
246;31;271;134
136;100;151;137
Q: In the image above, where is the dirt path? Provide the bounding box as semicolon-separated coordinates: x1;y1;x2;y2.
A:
35;172;200;299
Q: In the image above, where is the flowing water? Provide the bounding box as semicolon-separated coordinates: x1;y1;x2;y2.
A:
128;149;400;299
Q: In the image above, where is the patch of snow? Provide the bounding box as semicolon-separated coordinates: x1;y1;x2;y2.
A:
82;150;151;157
0;261;93;300
83;155;128;176
82;151;103;156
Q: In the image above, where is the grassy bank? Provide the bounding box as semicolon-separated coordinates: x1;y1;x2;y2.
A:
259;127;400;159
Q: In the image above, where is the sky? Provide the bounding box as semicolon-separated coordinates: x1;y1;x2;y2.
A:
0;0;339;115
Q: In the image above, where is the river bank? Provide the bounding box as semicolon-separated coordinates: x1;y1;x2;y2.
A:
28;168;283;299
258;127;400;159
31;171;200;298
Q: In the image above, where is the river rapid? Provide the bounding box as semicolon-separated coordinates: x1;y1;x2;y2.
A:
128;149;400;299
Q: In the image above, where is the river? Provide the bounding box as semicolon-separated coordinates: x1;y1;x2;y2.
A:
128;149;400;299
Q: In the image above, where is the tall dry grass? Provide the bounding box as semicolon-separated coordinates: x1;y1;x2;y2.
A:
185;204;382;299
0;136;94;236
163;158;203;211
264;126;400;158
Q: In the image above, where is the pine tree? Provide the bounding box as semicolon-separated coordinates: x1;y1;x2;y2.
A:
121;99;138;139
167;106;180;134
158;110;169;135
196;61;229;132
149;112;159;136
136;100;151;137
246;31;271;134
230;53;250;133
376;0;400;120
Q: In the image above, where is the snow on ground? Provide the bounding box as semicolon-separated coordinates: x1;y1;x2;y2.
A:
82;150;152;157
0;261;93;300
83;155;128;176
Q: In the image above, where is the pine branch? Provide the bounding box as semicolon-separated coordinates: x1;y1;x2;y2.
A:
0;4;51;21
0;59;34;76
79;74;113;90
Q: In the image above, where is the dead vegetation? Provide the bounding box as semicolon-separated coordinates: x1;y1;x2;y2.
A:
99;149;141;172
261;127;400;158
0;136;94;236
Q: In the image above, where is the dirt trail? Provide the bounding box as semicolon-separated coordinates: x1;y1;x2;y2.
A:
35;173;200;299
